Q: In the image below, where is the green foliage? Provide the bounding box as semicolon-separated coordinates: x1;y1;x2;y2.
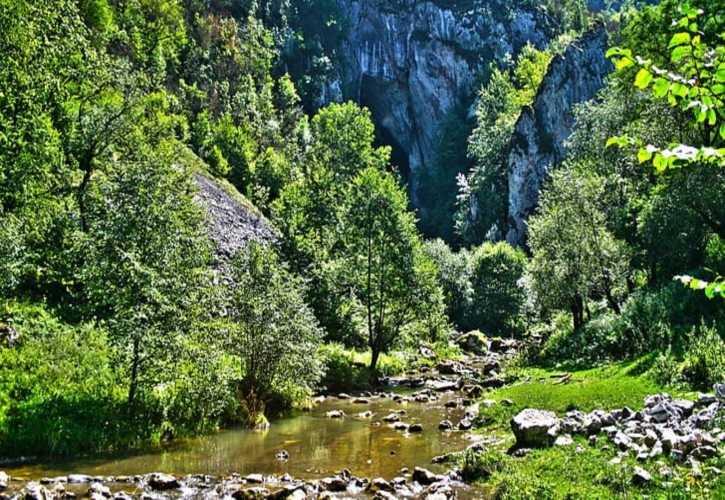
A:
607;4;725;171
81;146;214;407
680;323;725;391
225;243;323;412
461;448;508;482
318;343;408;393
468;242;527;338
539;281;723;368
425;239;527;336
341;167;446;368
0;302;129;455
273;102;445;360
424;239;473;330
528;169;630;329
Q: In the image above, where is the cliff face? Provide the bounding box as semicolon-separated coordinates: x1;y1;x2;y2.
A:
329;0;551;204
506;23;611;246
319;1;612;242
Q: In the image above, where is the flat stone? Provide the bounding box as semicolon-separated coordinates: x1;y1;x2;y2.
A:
231;487;269;499
409;423;423;432
383;413;401;423
691;446;717;459
246;474;265;484
632;467;652;485
326;410;345;419
68;475;93;484
88;483;112;498
554;435;573;446
369;477;394;492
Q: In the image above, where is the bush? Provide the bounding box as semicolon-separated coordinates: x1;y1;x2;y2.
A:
468;242;527;338
681;324;725;391
540;281;723;368
225;243;324;417
461;448;508;481
0;302;140;456
318;344;409;392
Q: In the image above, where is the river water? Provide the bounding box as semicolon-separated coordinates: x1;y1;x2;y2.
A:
4;387;482;483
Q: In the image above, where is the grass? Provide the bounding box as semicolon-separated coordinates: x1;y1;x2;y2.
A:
465;360;724;498
463;439;724;499
478;361;670;428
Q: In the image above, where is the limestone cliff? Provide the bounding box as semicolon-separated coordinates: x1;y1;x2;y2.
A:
506;23;611;246
328;0;553;204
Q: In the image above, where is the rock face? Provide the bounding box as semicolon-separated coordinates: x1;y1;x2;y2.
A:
320;1;613;239
329;0;553;207
506;23;611;246
193;173;277;258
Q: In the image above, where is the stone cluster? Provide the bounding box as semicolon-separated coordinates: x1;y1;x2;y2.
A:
510;390;724;469
0;467;466;500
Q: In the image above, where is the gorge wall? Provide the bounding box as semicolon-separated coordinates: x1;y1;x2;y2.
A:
320;0;612;242
506;23;611;246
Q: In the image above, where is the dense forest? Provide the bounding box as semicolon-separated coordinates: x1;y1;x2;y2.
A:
0;0;723;497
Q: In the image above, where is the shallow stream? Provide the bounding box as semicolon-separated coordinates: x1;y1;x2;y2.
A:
5;387;481;483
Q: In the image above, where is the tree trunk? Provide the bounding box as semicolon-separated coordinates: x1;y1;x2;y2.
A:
571;296;584;331
605;287;621;314
128;337;140;410
369;348;380;372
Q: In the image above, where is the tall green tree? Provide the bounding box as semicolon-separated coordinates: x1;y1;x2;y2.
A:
81;146;213;408
341;167;444;370
528;170;630;329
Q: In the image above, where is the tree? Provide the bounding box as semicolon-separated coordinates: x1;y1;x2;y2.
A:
469;242;528;338
341;167;444;370
81;147;213;409
272;103;392;342
424;239;473;330
225;243;323;418
528;169;630;330
607;2;725;298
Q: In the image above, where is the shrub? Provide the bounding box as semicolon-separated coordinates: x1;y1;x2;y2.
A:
318;344;409;392
680;324;725;391
0;301;136;456
225;243;324;417
461;449;508;481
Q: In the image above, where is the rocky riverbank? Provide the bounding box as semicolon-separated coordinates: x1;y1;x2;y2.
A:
3;335;721;499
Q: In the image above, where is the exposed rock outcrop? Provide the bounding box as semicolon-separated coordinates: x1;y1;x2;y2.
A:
506;23;611;246
330;0;553;207
193;173;277;258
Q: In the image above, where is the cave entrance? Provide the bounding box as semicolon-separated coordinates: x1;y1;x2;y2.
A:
358;75;411;182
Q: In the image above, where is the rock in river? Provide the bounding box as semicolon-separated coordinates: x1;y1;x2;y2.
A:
148;473;180;490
